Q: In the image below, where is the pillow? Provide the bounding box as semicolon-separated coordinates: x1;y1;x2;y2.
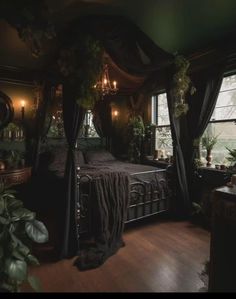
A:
84;150;116;164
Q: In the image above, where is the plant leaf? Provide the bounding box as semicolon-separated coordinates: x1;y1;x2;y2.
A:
25;220;49;243
0;199;4;215
7;198;23;211
4;258;27;282
28;275;42;292
11;208;35;221
0;281;15;292
26;254;39;266
12;249;25;261
0;216;10;225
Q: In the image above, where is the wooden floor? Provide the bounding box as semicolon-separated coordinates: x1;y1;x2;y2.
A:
23;217;210;292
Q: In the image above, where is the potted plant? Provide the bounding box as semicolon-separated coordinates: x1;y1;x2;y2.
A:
226;147;236;169
127;115;145;164
0;183;49;292
201;133;218;166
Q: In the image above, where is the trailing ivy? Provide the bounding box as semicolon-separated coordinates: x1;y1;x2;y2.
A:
172;55;196;118
58;33;104;109
0;0;55;57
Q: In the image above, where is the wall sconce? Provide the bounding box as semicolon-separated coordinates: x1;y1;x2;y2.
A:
113;109;119;121
20;100;25;121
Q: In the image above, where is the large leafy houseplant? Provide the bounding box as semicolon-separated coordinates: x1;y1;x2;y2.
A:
0;184;49;292
127;115;145;164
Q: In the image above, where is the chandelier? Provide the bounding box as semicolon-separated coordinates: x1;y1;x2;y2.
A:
94;64;118;96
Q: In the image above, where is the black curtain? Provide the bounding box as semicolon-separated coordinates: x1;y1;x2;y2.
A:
167;78;191;218
166;62;225;217
186;65;225;191
92;99;112;149
29;82;54;173
59;82;86;259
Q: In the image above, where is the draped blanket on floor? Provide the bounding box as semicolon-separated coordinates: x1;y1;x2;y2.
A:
74;170;130;270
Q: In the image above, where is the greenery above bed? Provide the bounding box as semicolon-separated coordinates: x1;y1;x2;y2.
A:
57;33;104;109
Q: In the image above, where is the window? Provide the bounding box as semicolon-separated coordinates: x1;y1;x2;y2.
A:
151;93;173;157
79;110;99;138
201;74;236;165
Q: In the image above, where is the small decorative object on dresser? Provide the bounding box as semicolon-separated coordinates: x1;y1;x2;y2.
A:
209;186;236;292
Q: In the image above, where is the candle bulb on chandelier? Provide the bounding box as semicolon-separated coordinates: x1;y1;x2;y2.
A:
113;81;117;89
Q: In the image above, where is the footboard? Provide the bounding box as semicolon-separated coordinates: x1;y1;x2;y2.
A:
77;169;171;235
127;170;170;223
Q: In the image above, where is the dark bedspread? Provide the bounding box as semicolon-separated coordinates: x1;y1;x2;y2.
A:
74;170;130;271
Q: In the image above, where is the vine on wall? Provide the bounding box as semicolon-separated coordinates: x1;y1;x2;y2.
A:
0;0;55;57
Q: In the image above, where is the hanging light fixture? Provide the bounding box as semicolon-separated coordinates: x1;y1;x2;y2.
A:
94;63;118;96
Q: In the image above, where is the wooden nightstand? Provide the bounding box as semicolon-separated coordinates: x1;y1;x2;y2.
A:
0;167;32;187
209;186;236;292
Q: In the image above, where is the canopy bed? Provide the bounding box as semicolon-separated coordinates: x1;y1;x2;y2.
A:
0;4;182;268
35;145;171;270
78;150;171;235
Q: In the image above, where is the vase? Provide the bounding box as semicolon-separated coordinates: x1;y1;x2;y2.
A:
206;150;212;167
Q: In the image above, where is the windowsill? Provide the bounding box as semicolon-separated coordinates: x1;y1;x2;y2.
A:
198;166;236;174
144;156;172;169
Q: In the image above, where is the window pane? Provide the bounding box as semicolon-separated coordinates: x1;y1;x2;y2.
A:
155;126;173;156
211;75;236;121
220;74;236;92
211;91;236;121
157;93;170;126
151;96;157;125
80;110;99;138
200;122;236;165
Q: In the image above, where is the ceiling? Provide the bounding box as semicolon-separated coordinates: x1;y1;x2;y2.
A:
46;0;236;54
1;0;236;73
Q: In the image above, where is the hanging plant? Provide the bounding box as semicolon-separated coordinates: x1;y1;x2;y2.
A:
172;55;196;118
0;0;56;57
57;33;104;109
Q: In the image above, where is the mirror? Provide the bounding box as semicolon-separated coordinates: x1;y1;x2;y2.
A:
0;91;14;130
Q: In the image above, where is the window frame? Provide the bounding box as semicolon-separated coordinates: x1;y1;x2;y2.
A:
200;73;236;165
151;92;173;154
208;73;236;125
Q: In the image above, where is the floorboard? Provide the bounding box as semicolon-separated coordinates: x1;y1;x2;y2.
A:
22;217;210;292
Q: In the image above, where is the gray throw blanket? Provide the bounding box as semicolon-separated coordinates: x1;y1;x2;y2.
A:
74;171;130;270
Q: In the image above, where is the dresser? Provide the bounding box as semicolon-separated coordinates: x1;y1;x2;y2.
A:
209;186;236;292
0;167;32;187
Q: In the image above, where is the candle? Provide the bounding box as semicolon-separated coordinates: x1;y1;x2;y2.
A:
21;100;25;121
113;81;117;89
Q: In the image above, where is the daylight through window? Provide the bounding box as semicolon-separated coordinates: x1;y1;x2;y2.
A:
201;74;236;166
151;93;173;158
